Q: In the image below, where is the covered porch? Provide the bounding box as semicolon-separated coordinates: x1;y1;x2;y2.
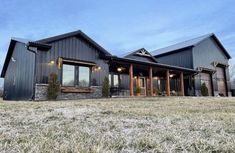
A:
108;57;197;97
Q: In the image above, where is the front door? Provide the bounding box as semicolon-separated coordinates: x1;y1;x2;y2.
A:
139;77;147;96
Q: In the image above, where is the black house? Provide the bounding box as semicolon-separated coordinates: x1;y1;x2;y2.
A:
0;31;230;100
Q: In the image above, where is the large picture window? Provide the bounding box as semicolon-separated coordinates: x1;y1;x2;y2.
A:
62;64;75;86
79;66;90;87
62;64;90;87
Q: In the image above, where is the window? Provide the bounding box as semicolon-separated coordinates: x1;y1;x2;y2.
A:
62;64;75;86
79;66;90;87
109;73;119;87
109;74;112;85
113;74;119;87
62;64;90;87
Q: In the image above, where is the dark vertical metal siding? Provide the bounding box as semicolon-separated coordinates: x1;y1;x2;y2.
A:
193;37;230;95
155;49;193;69
120;74;129;89
35;36;109;86
4;42;35;100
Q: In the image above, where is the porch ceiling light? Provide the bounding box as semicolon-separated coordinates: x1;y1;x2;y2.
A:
170;74;174;78
117;67;122;72
117;67;125;72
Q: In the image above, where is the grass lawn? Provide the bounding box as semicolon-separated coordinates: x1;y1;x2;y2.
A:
0;97;235;153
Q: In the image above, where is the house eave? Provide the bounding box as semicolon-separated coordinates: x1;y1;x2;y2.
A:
106;56;198;73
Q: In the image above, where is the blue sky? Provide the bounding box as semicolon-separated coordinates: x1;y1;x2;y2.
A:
0;0;235;87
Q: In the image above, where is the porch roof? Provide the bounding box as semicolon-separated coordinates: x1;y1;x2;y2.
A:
107;55;198;73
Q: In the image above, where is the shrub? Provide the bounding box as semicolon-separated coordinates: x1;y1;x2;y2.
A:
153;87;157;94
102;77;110;97
47;73;60;100
201;82;208;96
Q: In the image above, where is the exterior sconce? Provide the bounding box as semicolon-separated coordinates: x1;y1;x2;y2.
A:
48;60;55;65
92;66;101;72
11;57;16;62
170;74;174;78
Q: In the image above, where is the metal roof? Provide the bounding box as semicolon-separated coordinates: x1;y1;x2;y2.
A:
37;30;111;56
151;33;213;56
151;33;231;59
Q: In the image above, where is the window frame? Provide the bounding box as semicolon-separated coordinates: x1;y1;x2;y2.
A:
78;66;91;87
62;64;76;87
62;63;91;87
109;73;120;88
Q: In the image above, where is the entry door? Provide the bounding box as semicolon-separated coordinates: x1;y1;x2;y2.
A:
139;77;146;96
200;73;212;96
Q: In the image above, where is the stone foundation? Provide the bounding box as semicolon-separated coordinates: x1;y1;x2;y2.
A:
34;84;102;101
34;84;48;101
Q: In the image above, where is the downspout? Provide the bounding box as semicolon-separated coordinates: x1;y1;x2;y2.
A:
27;45;38;100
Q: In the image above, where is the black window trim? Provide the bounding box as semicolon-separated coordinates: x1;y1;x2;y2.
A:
62;63;91;87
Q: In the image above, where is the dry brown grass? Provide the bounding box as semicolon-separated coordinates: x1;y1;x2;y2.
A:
0;97;235;152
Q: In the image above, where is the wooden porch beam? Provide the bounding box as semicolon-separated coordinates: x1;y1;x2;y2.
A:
149;67;153;96
129;64;134;96
166;70;170;96
180;72;185;96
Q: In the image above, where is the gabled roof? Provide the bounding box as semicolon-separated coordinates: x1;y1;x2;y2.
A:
37;30;111;56
121;48;158;63
1;38;51;77
151;33;231;59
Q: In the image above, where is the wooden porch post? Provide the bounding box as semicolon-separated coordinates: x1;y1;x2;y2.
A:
149;67;153;96
129;64;134;96
137;76;140;87
166;70;170;96
180;72;185;96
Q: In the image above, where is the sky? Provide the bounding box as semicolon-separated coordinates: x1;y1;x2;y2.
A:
0;0;235;87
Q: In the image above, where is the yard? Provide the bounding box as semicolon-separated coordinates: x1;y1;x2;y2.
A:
0;97;235;153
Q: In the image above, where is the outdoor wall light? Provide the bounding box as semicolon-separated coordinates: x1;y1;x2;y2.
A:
170;74;174;78
11;57;16;62
49;60;55;65
92;66;101;72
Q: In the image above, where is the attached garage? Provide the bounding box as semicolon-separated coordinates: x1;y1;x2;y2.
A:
200;72;213;96
216;67;226;96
